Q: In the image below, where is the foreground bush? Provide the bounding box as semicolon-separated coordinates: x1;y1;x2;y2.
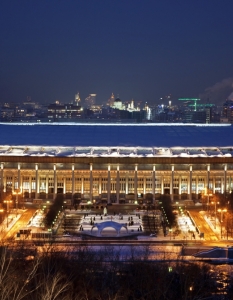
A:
0;242;227;300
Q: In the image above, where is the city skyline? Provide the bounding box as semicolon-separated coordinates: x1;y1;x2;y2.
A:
1;1;233;105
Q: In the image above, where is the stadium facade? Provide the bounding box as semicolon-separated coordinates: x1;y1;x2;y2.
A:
0;123;233;205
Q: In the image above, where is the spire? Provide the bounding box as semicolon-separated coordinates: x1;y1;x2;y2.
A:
75;92;81;105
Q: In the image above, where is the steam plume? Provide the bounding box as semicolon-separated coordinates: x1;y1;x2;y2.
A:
199;77;233;104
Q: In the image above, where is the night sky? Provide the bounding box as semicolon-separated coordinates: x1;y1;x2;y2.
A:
1;0;233;105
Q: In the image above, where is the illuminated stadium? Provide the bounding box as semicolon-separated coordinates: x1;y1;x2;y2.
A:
0;123;233;204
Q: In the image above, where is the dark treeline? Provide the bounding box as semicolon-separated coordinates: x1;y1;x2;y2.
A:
0;242;232;300
44;194;64;228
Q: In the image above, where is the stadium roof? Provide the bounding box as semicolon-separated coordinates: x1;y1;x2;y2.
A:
0;123;233;157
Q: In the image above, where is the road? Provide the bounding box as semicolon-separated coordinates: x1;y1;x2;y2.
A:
188;210;218;241
4;208;37;239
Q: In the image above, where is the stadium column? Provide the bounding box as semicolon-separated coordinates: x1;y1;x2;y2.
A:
3;173;6;193
46;175;48;199
12;176;15;192
224;164;227;196
170;165;174;201
134;164;138;203
81;177;84;194
179;175;181;200
196;177;198;201
63;176;66;195
213;177;216;193
107;164;111;204
35;164;38;199
99;175;101;195
220;177;223;194
230;176;232;194
72;164;75;198
207;164;210;192
29;176;32;198
189;165;192;201
0;163;3;193
161;176;164;195
53;164;57;200
17;163;21;192
126;173;129;194
116;165;120;204
90;163;93;202
152;165;155;204
207;164;210;210
143;176;146;196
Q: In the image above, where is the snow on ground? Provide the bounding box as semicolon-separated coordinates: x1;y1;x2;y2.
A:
80;213;142;236
27;210;44;228
177;215;196;238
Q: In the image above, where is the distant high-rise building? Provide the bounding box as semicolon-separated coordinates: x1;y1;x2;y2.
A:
47;102;82;120
75;92;81;105
108;93;115;107
129;99;134;110
222;92;233;123
85;94;97;108
223;99;233;123
144;102;152;120
126;99;140;112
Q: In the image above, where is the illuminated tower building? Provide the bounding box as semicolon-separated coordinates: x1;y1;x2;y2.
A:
85;94;97;108
167;94;172;107
144;102;152;120
127;99;140;112
129;99;134;110
75;92;81;105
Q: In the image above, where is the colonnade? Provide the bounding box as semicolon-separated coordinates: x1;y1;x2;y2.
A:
0;162;230;204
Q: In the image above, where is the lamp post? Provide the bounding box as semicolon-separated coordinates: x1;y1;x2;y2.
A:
0;208;4;224
205;189;212;213
214;200;217;229
4;200;12;228
169;228;172;240
212;198;219;229
218;208;227;222
216;201;220;229
218;208;227;239
14;188;21;217
208;192;212;214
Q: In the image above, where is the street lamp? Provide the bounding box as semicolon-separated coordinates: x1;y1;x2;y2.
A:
205;188;212;213
217;208;227;239
13;188;21;216
212;199;219;229
4;200;12;228
218;208;227;222
0;208;4;224
169;228;172;240
207;191;212;213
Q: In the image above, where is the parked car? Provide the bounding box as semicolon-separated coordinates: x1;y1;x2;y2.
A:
150;233;157;237
63;231;71;237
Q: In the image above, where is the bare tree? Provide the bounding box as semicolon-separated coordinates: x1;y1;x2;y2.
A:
0;243;40;300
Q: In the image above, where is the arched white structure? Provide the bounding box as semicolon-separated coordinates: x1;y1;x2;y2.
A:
91;221;128;236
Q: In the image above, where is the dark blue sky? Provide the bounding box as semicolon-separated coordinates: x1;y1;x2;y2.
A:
1;0;233;105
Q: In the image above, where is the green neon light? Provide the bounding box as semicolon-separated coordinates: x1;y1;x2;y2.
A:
178;98;201;112
188;103;214;107
178;98;200;101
